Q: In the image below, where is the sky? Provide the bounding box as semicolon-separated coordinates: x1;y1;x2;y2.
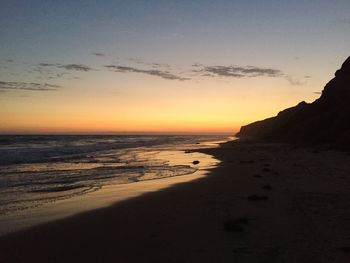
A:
0;0;349;134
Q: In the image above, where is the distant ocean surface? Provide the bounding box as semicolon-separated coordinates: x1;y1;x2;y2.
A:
0;135;230;215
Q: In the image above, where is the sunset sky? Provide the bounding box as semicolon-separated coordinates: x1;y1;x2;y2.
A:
1;0;349;134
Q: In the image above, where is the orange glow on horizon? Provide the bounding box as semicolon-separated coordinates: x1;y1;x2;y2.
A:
0;119;240;134
0;68;321;135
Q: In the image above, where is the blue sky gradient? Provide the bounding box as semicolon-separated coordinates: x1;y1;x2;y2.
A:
1;0;349;133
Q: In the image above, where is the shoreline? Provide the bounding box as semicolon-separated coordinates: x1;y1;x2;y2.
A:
1;141;350;262
0;148;220;236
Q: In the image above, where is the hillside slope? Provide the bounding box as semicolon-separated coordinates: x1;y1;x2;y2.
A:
237;57;350;147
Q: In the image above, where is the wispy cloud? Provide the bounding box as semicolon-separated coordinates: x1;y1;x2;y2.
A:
59;64;93;72
105;65;190;81
150;62;171;69
38;63;59;67
17;58;302;85
285;76;304;86
0;81;60;91
196;65;283;78
92;52;105;57
127;58;172;70
39;63;93;72
192;64;303;85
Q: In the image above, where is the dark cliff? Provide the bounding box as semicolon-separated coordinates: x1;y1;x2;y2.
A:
236;57;350;147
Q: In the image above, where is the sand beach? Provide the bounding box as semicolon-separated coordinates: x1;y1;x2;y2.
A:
1;140;350;262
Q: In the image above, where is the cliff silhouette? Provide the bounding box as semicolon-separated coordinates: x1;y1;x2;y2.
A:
237;56;350;147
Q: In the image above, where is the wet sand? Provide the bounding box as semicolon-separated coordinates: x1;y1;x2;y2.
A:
1;141;350;262
0;149;218;236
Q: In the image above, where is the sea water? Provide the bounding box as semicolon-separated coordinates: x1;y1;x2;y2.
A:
0;135;229;216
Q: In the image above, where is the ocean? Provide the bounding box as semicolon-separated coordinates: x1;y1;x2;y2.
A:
0;135;230;217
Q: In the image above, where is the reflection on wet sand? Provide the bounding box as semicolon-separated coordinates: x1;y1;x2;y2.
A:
0;146;221;236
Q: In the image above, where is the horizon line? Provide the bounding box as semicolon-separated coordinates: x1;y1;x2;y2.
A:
0;131;235;136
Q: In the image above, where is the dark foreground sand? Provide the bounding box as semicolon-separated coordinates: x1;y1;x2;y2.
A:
1;141;350;262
